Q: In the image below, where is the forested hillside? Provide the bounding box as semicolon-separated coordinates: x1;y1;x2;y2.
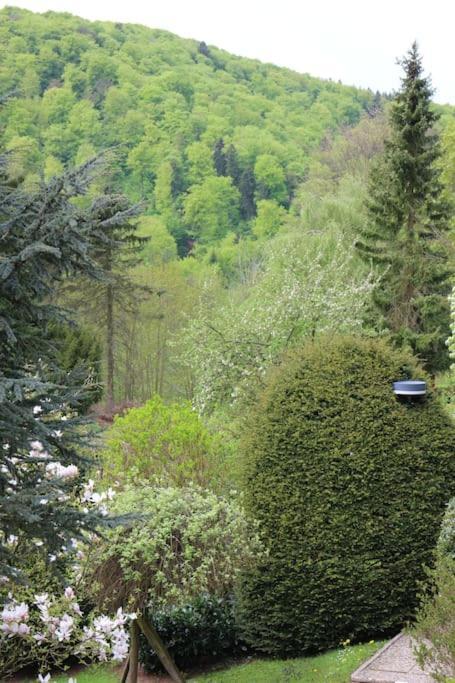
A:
0;6;376;250
1;9;455;681
1;6;455;410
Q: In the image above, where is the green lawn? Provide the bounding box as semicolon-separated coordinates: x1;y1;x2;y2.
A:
30;641;382;682
26;667;118;683
191;641;382;683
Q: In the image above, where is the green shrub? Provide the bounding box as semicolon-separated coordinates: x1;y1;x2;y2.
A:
413;498;455;680
437;497;455;559
139;595;245;673
88;484;261;613
100;395;226;488
238;336;455;655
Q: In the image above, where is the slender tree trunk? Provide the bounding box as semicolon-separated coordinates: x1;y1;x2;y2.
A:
106;282;115;410
121;657;130;683
137;613;185;683
127;620;140;683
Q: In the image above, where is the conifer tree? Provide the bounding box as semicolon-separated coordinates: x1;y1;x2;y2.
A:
53;322;103;412
213;138;226;176
62;194;146;410
0;154;136;579
239;167;256;219
225;143;241;186
356;43;452;372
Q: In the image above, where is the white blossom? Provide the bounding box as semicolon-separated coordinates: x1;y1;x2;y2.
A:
45;462;79;481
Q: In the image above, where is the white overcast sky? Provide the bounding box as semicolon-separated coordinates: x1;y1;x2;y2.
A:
4;0;455;104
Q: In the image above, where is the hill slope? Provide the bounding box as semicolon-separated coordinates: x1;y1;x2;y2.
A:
0;6;375;250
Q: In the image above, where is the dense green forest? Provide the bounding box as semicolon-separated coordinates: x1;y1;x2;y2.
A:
1;7;455;682
1;6;455;410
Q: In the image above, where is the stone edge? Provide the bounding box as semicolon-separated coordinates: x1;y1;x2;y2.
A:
351;633;404;683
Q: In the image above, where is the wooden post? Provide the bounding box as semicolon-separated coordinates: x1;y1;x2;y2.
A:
120;656;130;683
127;619;140;683
137;613;186;683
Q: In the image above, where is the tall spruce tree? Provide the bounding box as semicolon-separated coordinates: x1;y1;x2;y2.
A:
356;43;452;372
0;153;136;579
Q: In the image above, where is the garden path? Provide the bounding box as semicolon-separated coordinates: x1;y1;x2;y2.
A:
351;633;438;683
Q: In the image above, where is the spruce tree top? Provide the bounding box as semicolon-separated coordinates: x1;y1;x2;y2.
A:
356;43;452;372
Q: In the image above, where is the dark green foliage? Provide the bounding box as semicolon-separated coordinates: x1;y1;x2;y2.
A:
356;44;452;372
225;144;241;186
139;595;243;673
198;41;211;58
62;189;146;407
0;152;137;579
213;138;227;176
239;168;256;219
52;323;103;412
238;336;455;656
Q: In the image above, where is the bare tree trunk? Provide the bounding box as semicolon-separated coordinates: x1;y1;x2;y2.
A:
137;614;185;683
106;282;115;410
127;619;140;683
121;656;130;683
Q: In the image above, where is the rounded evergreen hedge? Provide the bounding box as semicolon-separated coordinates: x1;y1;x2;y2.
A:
238;336;455;655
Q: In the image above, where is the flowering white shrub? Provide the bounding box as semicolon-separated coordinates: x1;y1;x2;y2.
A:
182;230;375;413
0;585;133;680
0;460;122;681
45;463;79;481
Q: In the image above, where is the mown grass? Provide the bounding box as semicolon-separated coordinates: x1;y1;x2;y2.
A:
26;666;118;682
28;640;382;682
191;640;382;682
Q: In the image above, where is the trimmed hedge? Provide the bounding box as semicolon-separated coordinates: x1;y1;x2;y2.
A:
238;336;455;655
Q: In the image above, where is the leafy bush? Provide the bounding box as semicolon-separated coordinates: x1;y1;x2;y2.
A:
100;395;226;488
413;498;455;680
139;595;245;673
238;336;455;655
437;497;455;559
87;484;261;613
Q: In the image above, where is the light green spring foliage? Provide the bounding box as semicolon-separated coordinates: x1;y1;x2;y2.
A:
101;395;226;488
183;227;375;414
88;484;261;611
437;497;455;559
448;286;455;370
252;199;287;239
112;257;223;404
135;215;178;265
0;5;374;248
183;176;240;243
413;498;455;681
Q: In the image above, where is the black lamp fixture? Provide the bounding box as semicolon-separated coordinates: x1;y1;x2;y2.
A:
393;380;427;401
